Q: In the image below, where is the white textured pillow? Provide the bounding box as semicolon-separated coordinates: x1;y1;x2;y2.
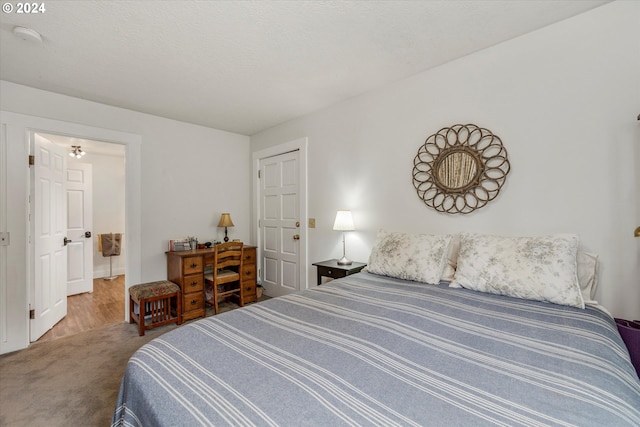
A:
451;233;585;309
441;234;461;282
367;230;451;285
577;251;598;303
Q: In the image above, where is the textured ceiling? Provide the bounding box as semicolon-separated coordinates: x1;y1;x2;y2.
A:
0;1;609;135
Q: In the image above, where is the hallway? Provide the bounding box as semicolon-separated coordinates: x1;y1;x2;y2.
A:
37;276;125;343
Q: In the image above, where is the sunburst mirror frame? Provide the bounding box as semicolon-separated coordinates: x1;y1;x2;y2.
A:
412;124;510;214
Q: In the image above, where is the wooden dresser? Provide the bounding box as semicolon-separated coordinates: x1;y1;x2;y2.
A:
166;245;257;320
241;246;257;303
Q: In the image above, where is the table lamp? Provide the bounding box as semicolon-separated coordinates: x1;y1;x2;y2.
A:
333;210;355;265
217;213;234;242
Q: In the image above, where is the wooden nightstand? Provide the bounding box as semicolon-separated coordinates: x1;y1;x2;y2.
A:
312;259;367;286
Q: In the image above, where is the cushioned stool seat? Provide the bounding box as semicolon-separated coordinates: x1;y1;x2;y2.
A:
129;280;182;336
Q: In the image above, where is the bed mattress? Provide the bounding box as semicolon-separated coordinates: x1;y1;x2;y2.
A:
112;272;640;426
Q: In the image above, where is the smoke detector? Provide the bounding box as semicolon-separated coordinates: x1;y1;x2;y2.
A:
13;26;43;43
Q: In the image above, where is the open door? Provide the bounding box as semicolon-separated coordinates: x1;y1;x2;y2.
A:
66;162;93;295
30;133;68;341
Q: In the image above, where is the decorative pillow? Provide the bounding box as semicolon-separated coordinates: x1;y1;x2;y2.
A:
367;230;452;285
441;234;461;282
451;233;585;309
577;251;598;303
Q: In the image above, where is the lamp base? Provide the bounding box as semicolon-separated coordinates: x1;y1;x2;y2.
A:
337;256;352;265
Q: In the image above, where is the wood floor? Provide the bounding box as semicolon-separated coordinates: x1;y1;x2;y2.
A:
35;275;269;343
37;275;125;343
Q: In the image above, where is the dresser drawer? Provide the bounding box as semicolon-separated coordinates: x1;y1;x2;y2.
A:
242;249;256;265
242;264;256;282
182;292;204;312
183;256;203;275
243;278;257;303
182;274;204;293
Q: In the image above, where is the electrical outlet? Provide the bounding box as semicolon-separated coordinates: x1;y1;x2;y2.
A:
308;218;316;228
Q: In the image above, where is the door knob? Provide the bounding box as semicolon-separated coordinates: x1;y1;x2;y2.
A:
63;237;72;246
85;231;92;238
293;234;300;240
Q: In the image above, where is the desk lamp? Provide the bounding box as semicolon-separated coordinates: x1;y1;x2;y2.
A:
333;210;355;265
218;213;234;242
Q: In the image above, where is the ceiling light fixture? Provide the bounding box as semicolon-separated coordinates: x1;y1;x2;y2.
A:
69;145;86;158
13;26;43;43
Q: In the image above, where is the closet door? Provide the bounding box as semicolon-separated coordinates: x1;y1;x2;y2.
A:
259;150;300;297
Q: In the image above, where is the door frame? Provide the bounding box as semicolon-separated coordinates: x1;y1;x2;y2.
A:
0;111;141;354
252;138;308;292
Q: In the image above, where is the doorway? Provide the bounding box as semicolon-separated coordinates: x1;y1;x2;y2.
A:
0;110;141;355
33;132;126;342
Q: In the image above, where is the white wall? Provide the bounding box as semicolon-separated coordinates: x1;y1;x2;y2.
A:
0;82;250;353
250;1;640;319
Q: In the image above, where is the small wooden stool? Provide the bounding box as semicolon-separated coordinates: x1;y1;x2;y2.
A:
129;280;182;336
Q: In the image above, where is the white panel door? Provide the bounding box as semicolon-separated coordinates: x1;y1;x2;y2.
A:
259;150;300;297
31;134;67;341
66;163;93;296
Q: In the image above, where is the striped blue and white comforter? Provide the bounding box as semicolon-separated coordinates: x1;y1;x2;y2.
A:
112;272;640;426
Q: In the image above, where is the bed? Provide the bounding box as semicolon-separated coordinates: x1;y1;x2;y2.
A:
112;232;640;426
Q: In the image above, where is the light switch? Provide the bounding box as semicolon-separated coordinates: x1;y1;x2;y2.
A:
308;218;316;228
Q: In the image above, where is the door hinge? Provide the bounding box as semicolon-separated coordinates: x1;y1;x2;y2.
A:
29;309;35;319
28;155;35;166
258;169;261;179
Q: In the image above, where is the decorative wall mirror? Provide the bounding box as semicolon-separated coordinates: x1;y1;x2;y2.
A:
412;124;510;214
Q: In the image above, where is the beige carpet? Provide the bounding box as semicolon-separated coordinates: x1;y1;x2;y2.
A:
0;297;268;426
0;321;174;426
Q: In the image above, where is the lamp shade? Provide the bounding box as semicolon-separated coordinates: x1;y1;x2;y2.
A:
217;213;234;228
333;210;354;231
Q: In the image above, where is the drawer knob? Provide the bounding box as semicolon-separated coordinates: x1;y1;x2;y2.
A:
190;299;198;305
190;281;198;287
327;270;332;275
190;263;197;268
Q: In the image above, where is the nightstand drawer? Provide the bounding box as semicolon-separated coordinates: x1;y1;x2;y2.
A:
312;260;367;286
321;267;347;279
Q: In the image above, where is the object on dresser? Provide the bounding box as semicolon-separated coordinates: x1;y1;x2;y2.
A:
169;238;191;251
217;213;234;242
